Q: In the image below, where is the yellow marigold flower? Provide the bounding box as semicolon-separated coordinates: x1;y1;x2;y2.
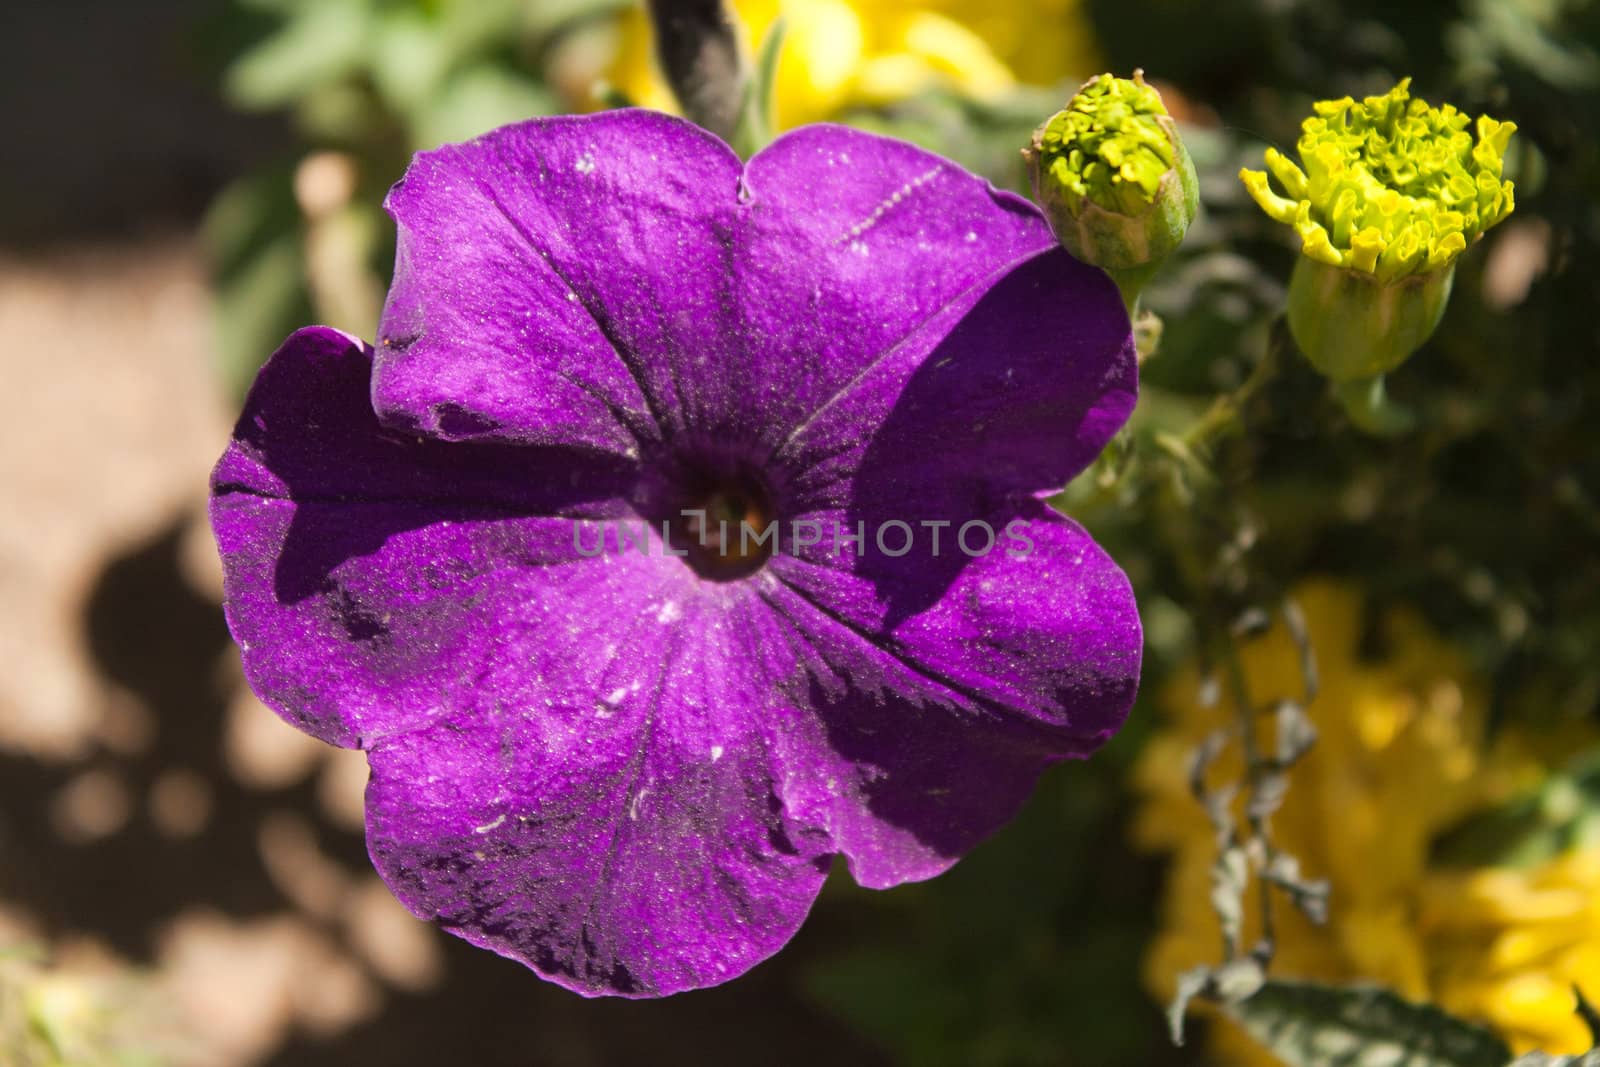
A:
1241;80;1515;286
607;0;1102;129
1239;80;1516;386
1135;581;1600;1061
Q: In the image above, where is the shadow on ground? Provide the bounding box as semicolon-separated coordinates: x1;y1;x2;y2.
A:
0;515;886;1067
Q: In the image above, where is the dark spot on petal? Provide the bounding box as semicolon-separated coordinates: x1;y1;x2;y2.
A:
380;330;421;352
431;402;500;439
331;587;387;641
603;960;639;994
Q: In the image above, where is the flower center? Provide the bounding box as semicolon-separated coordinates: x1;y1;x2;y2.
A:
672;477;775;581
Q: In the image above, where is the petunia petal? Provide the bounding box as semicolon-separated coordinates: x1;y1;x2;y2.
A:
211;326;639;747
762;247;1135;631
375;110;745;448
760;504;1141;885
730;123;1062;449
363;578;832;997
777;247;1136;515
375;116;1079;458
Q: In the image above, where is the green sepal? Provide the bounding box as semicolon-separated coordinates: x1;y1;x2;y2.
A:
1287;255;1455;382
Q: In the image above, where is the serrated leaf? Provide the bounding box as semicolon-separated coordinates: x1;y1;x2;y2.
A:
1215;957;1268;1002
1249;768;1292;821
1169;966;1211;1046
1226;980;1512;1067
1211;843;1249;950
1275;701;1319;764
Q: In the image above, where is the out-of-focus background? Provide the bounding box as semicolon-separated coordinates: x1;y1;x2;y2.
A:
2;1;1597;1065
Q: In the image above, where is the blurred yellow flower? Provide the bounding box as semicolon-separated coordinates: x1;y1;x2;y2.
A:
1135;581;1600;1061
1423;848;1600;1053
608;0;1101;129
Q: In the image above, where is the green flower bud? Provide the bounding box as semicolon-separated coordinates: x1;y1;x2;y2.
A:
1024;71;1199;309
1241;79;1516;381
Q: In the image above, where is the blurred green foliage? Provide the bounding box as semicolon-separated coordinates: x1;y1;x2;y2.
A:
811;0;1600;1062
1076;0;1600;732
0;948;164;1067
208;0;627;395
804;724;1182;1067
220;0;578;149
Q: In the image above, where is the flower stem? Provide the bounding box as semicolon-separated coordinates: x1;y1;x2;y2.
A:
1333;375;1415;436
1180;318;1288;453
646;0;747;142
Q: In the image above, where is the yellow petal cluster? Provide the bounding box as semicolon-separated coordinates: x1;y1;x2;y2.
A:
607;0;1101;129
1240;79;1516;284
1135;582;1600;1060
1033;72;1178;217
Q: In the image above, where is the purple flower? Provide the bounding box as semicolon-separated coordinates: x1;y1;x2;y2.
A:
211;110;1141;997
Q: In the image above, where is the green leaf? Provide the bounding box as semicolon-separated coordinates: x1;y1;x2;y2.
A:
839;86;1065;193
433;0;527;57
413;67;557;149
1432;758;1600;871
522;0;634;42
1169;966;1212;1045
731;16;786;159
204;173;314;397
1210;843;1250;953
204;169;302;278
204;168;317;398
371;11;452;117
1226;980;1512;1067
224;2;371;110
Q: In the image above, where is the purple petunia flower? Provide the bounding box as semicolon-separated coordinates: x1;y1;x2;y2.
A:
210;110;1142;997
